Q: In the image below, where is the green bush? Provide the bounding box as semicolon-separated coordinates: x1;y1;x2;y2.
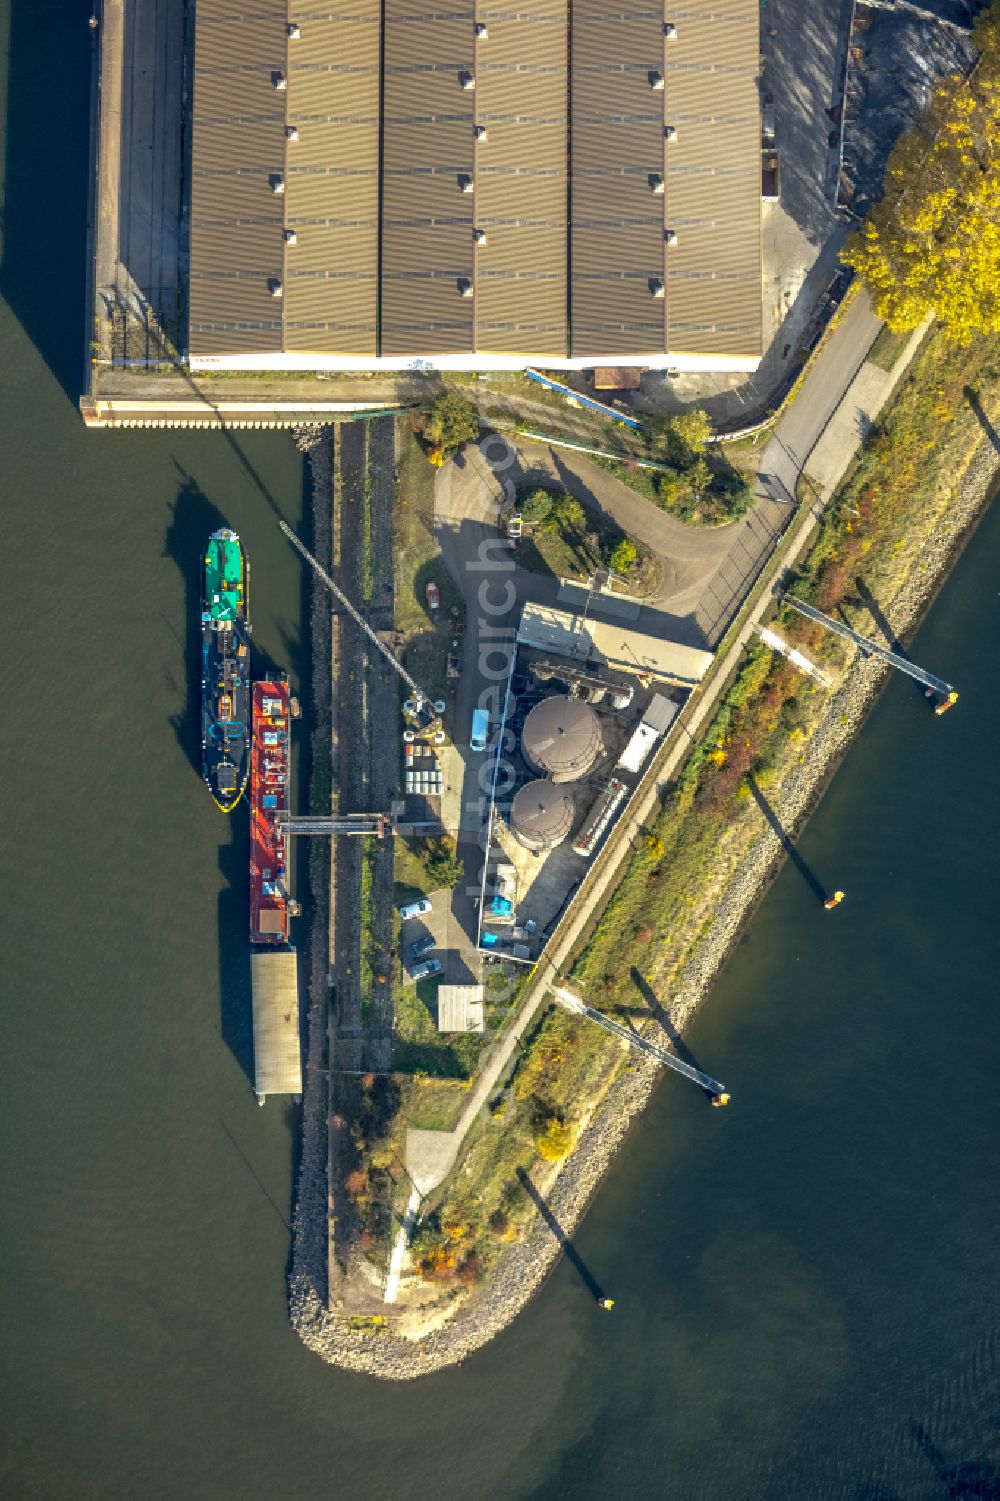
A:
649;407;712;465
607;537;639;574
521;488;554;524
536;1117;574;1162
547;492;586;534
425;839;465;889
424;391;479;456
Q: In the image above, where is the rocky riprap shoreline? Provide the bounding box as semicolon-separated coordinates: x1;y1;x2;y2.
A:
289;435;998;1381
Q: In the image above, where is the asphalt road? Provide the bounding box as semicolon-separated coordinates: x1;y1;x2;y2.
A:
756;290;882;506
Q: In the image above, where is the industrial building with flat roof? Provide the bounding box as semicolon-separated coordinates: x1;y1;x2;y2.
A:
188;1;762;372
516;602;714;686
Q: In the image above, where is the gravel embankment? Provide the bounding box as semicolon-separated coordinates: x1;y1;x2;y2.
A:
289;436;998;1381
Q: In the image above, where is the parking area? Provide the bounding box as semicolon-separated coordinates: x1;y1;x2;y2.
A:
397;888;481;992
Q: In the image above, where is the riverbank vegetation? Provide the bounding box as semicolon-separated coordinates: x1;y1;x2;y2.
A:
577;324;1000;1005
843;1;1000;342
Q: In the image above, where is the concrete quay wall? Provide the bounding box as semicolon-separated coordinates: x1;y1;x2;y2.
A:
80;398;405;429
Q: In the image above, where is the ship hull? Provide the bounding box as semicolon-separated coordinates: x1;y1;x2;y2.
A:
201;530;251;812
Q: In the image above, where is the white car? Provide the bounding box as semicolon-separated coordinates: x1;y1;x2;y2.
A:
398;897;433;922
470;707;490;753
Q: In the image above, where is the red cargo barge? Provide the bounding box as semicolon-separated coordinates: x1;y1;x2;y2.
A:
251;679;293;945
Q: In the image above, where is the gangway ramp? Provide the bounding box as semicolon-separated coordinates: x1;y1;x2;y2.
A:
780;594;955;698
549;985;728;1103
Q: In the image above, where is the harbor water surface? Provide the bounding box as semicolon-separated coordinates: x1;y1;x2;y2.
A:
2;4;1000;1497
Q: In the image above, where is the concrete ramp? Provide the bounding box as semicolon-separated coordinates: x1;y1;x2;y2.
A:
405;1129;459;1197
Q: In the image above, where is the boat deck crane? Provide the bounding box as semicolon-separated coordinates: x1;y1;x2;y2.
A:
279;520;444;720
548;983;729;1106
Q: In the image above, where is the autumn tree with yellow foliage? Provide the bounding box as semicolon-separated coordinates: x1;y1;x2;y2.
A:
842;0;1000;342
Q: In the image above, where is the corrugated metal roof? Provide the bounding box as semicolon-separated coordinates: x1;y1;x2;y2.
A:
380;0;475;356
570;1;666;356
473;1;568;355
188;0;287;355
285;3;380;354
663;0;762;358
188;0;761;361
251;950;303;1097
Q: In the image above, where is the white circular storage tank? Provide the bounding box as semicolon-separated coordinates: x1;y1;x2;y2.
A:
510;779;575;853
521;695;602;784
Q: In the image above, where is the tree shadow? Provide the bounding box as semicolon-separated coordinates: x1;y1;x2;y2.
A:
747;774;829;905
516;1167;610;1306
854;576;903;652
853;576;932;705
629;968;709;1080
964;386;1000;455
392;1039;470;1078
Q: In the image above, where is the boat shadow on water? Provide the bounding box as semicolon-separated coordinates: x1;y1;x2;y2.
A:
162;473;228;778
218;815;255;1085
163;467;294;777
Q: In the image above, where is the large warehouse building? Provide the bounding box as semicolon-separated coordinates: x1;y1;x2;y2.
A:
188;1;762;372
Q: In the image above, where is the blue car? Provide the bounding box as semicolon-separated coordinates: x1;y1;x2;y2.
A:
406;935;437;965
411;958;443;982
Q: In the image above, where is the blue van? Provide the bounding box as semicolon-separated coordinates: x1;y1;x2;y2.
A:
470;707;490;752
